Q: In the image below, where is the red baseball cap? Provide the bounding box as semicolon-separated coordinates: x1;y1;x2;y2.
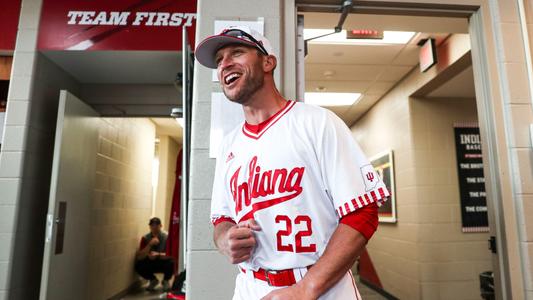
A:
195;25;275;69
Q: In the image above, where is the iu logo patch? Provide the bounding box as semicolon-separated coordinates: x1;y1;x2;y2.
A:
360;164;379;191
226;152;235;163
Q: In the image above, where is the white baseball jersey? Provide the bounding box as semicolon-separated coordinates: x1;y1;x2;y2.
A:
211;100;389;272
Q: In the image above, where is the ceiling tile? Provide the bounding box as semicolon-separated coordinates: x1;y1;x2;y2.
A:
306;44;404;65
306;80;373;93
391;45;420;66
364;81;396;95
305;63;384;81
376;65;413;81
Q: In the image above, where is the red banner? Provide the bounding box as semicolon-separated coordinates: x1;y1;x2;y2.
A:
0;0;22;51
37;0;197;51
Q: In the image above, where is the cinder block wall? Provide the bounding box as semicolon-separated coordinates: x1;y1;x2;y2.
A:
411;97;491;299
514;0;533;296
88;118;155;300
350;79;420;299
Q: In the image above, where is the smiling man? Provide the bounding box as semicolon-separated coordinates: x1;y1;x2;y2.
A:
195;26;389;300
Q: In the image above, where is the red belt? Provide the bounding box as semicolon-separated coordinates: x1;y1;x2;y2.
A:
240;266;311;287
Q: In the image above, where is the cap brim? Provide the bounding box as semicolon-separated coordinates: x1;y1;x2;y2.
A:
195;35;260;69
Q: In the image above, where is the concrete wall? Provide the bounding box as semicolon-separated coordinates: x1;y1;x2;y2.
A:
88;118;155;299
352;94;492;299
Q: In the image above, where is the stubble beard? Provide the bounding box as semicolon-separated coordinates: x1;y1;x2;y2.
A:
222;66;264;105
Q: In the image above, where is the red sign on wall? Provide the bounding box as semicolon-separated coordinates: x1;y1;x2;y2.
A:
37;0;197;51
0;0;22;51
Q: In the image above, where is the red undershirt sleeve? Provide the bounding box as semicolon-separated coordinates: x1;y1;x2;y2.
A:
339;202;379;241
212;216;237;227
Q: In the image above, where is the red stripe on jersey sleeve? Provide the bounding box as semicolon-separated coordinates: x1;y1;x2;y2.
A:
336;187;388;217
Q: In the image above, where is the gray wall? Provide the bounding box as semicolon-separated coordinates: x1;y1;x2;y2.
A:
185;0;287;298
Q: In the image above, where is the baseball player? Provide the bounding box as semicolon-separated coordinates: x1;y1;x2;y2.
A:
195;26;389;300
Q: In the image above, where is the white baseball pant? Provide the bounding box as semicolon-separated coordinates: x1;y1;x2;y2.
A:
232;268;362;300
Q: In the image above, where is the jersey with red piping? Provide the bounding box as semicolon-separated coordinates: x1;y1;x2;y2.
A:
211;100;389;271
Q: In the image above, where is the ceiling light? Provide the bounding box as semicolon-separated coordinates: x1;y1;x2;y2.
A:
304;29;415;45
304;92;361;106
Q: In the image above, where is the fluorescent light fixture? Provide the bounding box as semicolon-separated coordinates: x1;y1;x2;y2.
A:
304;92;361;106
175;118;184;128
304;29;415;45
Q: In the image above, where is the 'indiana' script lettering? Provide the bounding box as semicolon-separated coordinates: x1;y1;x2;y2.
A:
230;156;305;215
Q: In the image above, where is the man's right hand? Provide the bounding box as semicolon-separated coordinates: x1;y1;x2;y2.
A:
218;219;261;264
149;237;160;246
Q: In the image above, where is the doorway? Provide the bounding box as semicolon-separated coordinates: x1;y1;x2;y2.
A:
295;2;505;299
36;38;192;299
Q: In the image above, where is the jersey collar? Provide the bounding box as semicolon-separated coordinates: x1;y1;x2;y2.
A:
242;100;296;140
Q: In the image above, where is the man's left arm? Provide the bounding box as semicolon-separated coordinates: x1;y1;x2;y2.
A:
262;223;366;300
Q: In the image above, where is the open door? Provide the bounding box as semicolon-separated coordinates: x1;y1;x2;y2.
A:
39;90;99;300
180;25;194;272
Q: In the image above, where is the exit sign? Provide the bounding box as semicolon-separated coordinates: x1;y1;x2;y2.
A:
346;29;383;40
419;38;437;72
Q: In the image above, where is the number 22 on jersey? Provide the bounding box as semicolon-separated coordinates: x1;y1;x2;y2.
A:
275;215;316;253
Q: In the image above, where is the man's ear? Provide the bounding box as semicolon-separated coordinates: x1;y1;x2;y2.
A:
263;55;277;73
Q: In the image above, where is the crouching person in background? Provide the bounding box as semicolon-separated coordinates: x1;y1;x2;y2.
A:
135;217;174;292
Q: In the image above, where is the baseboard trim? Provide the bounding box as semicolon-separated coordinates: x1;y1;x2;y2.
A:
359;278;399;300
107;280;142;300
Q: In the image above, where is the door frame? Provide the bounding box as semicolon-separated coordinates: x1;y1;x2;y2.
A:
288;1;524;299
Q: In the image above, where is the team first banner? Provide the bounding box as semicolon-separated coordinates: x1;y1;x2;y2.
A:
37;0;197;51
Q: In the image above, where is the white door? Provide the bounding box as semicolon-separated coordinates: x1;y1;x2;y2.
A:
39;90;99;300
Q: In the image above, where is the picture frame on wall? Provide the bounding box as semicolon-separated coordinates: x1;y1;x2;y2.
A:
369;150;397;223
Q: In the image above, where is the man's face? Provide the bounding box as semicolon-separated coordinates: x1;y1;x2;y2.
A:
150;223;161;235
215;45;265;104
